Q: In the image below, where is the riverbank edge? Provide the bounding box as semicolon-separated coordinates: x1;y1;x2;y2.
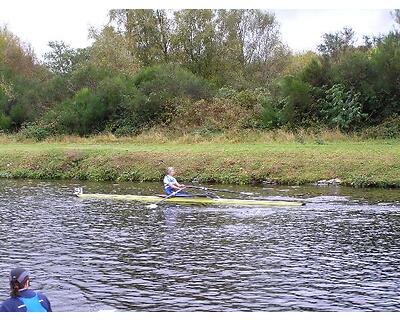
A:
0;143;399;188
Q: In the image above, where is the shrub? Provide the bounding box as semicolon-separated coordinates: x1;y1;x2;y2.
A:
367;32;400;121
165;97;261;133
0;112;12;130
50;88;107;136
300;57;329;87
18;123;52;141
113;125;139;137
68;63;111;92
260;97;280;129
279;76;313;127
0;74;48;130
319;84;367;131
361;115;400;139
112;64;214;132
133;64;213;100
215;86;237;99
234;89;260;109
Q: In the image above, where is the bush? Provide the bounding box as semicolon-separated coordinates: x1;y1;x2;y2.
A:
164;97;261;133
0;74;48;130
50;88;107;136
234;89;260;109
319;84;367;131
279;76;313;127
113;125;139;137
367;32;400;121
133;64;213;100
300;57;329;87
260;97;280;129
113;64;214;132
68;63;111;92
18;123;52;141
215;86;237;99
39;65;215;137
0;112;12;130
92;76;144;134
361;115;400;139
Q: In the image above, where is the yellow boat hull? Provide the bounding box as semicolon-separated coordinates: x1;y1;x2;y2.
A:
75;192;305;207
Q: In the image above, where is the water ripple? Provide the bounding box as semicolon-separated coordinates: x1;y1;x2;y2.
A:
0;180;399;311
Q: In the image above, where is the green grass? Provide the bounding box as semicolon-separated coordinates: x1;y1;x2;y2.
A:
0;139;399;187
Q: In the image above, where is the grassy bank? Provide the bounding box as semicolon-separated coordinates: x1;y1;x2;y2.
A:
0;134;399;187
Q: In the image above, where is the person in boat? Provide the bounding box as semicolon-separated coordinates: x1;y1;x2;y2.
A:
163;167;190;197
0;268;52;312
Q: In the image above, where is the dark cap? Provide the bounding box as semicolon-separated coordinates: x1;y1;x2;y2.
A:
10;268;30;284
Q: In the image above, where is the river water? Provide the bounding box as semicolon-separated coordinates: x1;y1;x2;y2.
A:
0;179;399;312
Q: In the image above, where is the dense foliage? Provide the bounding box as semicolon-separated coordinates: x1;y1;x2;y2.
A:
0;10;399;140
260;26;400;133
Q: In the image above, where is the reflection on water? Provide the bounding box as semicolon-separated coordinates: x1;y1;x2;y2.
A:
0;179;399;311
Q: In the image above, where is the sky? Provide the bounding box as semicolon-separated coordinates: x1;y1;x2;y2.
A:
0;1;398;59
274;10;395;53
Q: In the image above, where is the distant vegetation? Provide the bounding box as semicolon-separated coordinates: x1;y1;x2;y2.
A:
0;9;400;141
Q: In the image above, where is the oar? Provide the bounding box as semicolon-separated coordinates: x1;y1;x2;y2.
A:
186;185;255;196
146;187;186;209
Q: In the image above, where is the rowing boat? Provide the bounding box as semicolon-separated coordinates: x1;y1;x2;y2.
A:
74;189;305;207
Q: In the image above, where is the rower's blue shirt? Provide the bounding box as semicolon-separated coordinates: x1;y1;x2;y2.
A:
0;289;52;312
163;175;177;193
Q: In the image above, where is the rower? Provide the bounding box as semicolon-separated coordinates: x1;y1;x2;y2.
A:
0;268;52;312
163;167;190;197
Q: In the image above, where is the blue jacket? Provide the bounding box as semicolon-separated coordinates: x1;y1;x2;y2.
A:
0;289;52;312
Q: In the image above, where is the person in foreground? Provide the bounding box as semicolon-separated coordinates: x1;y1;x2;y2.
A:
0;267;52;312
163;167;190;197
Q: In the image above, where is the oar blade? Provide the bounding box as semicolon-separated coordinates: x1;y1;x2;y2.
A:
147;204;158;209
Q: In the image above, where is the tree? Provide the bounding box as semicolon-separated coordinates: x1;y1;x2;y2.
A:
216;9;288;86
0;26;49;130
283;51;318;76
109;9;172;66
367;32;400;120
317;27;356;59
362;35;384;49
0;26;41;79
104;9;288;87
392;9;400;27
172;9;218;79
89;26;139;75
216;10;284;64
44;41;89;75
